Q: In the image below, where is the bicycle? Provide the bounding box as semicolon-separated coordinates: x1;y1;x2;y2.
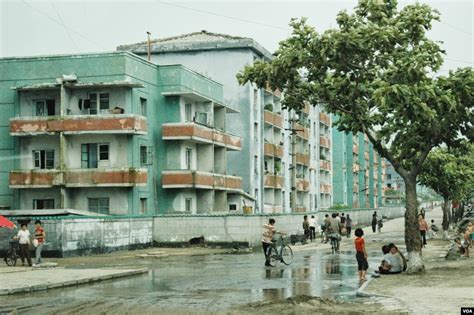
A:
3;239;20;266
267;235;293;266
328;233;340;255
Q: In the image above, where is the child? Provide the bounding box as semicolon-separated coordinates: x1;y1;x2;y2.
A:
354;228;368;282
430;219;439;238
262;218;284;266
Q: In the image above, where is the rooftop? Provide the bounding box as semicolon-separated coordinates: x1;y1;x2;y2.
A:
117;30;273;60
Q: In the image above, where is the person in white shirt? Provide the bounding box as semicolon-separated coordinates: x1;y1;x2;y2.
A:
308;215;317;242
15;223;32;266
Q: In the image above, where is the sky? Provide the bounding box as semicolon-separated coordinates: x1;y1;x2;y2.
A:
1;0;473;74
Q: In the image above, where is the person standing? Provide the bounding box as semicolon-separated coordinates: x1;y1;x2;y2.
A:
354;228;368;282
371;211;378;233
308;215;316;242
345;214;353;238
340;213;346;234
14;223;32;267
33;220;46;266
322;214;331;243
302;215;310;242
419;214;429;247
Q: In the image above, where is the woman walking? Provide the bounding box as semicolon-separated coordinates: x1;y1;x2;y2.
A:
371;211;378;233
15;223;32;266
33;220;46;266
419;214;429;247
345;214;353;238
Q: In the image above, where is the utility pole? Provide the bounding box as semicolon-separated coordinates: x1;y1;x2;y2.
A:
287;110;302;213
147;32;152;61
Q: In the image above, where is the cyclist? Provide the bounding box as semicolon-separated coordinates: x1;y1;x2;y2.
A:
327;213;341;253
262;218;285;267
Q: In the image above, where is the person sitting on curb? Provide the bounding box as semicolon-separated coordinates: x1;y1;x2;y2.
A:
461;222;473;258
378;244;404;274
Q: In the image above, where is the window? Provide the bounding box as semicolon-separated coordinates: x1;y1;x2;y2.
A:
185;103;192;122
140;145;148;165
185;148;192;170
139;198;147;214
195;112;208;125
254;155;258;175
88;198;110;214
140;97;147;116
35;100;55;116
229;204;237;211
33;150;54;169
185;198;192;213
33;199;54;209
253;89;258;108
81;143;109;168
89;93;109;114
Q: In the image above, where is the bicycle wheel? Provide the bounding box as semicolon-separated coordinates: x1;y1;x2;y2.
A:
331;239;336;255
5;250;17;266
281;245;293;265
268;247;279;267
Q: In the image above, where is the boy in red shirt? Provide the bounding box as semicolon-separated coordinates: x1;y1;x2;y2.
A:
354;228;368;282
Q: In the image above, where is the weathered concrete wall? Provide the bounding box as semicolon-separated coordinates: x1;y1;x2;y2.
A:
67;187;130;215
0;217;153;257
153;207;405;246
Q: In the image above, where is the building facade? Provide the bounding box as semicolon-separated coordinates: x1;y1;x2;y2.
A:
332;127;384;209
118;31;334;213
0;52;243;214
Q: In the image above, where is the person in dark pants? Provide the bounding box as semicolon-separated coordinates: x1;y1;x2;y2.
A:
261;218;285;266
419;214;428;247
302;215;310;242
308;215;316;242
372;211;378;233
345;214;353;238
15;223;32;266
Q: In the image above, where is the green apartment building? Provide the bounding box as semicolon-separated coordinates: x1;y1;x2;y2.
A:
0;52;242;214
332;125;384;209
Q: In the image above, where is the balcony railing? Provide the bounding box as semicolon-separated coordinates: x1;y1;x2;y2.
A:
296;153;310;166
264;174;284;189
9;168;147;188
264;111;283;128
296;123;309;140
264;142;284;158
320;183;332;194
319;112;331;125
296;179;310;192
319;136;331;148
162;170;242;190
320;160;331;171
162;123;241;151
10;115;147;136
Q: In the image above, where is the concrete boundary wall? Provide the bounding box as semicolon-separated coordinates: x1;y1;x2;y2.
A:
0;217;153;257
153;207;405;246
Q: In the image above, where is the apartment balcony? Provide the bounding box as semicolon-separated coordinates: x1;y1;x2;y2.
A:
296;153;310;166
162;170;242;191
353;164;360;173
295;206;307;213
162;123;241;151
319;112;331;126
302;101;310;115
264;174;284;189
320;160;331;171
264;204;283;213
320;183;332;194
264;111;283;129
10;115;147;136
264;142;284;158
364;152;370;160
353;145;359;154
319;136;331;148
296;178;310;192
265;83;282;98
9;168;147;188
296;123;309;140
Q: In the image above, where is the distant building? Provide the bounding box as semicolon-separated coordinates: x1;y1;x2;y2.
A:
332;126;384;209
118;31;333;212
0;51;244;214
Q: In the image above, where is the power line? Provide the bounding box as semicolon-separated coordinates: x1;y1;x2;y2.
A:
21;0;107;50
50;1;81;52
155;0;290;32
440;20;474;38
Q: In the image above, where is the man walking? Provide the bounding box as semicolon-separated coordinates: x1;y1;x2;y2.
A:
308;215;316;242
15;223;32;267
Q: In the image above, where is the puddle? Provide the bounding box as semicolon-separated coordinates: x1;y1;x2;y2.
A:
0;249;382;313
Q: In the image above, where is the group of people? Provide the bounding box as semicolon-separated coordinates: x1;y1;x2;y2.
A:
320;212;353;242
455;221;473;258
10;220;45;267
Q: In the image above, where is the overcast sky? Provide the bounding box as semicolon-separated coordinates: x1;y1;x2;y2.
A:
1;0;473;74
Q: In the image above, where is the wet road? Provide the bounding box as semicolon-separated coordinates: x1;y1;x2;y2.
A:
0;248;381;314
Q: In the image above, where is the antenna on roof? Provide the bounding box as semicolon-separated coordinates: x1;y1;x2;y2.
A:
147;31;152;61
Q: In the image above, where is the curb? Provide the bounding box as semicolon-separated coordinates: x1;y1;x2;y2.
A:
356;275;394;298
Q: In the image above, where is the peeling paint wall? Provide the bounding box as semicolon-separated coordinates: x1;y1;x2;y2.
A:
67;187;130;215
19;135;60;169
19;188;61;209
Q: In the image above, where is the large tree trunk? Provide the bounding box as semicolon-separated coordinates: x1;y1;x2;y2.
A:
442;198;450;240
404;177;425;273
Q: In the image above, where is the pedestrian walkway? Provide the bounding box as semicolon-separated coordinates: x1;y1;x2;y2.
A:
0;267;147;295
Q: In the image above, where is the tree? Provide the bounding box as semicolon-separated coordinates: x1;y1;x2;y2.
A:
237;0;474;272
418;146;474;239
